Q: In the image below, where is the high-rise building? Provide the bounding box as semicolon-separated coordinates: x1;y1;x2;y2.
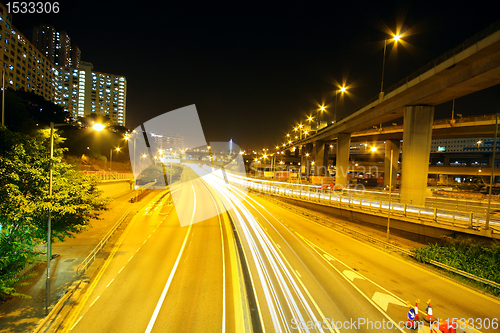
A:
32;24;81;68
0;3;127;126
54;61;127;125
0;5;57;101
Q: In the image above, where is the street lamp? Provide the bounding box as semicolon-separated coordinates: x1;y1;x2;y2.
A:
110;147;120;171
387;149;394;241
333;86;347;124
1;61;5;126
92;123;105;131
380;34;402;98
46;121;92;313
486;113;499;230
315;106;326;130
294;124;304;140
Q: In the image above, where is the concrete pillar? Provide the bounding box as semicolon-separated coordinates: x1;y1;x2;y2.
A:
400;105;434;206
335;133;351;188
384;139;399;187
489;153;495;168
313;141;329;176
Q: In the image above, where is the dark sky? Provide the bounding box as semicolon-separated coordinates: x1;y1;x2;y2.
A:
11;1;500;149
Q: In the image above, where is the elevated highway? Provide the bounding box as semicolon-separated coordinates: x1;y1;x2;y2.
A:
277;20;500;209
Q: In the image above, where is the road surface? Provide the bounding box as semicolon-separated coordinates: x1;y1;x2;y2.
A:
62;164;500;332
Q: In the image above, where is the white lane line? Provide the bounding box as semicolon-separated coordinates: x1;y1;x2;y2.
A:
128;255;134;262
106;279;114;288
69;316;83;331
144;184;196;333
118;267;124;274
295;270;301;278
89;296;100;308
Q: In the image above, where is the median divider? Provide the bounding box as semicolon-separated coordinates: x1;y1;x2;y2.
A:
222;210;253;332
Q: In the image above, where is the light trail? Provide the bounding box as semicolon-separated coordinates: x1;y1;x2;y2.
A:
193;164;337;332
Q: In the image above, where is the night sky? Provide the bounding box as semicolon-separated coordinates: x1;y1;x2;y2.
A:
11;1;500;149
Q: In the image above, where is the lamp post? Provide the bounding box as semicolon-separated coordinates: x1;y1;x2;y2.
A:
294;124;304;140
45;122;56;314
1;62;5;126
386;149;394;241
45;121;79;313
333;86;346;124
486;113;499;230
380;34;401;98
109;147;120;172
316;106;326;130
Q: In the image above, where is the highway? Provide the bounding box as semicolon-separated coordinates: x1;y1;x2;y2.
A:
63;164;500;332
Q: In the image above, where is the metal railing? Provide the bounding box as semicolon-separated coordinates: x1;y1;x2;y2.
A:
230;175;500;234
267;195;500;290
83;171;134;181
76;209;131;275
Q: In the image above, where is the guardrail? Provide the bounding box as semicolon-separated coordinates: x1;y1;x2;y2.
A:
83;171;134;181
267;196;500;290
229;175;500;235
76;209;131;275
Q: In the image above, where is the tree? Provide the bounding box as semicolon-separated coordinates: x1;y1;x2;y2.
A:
0;126;111;299
4;88;68;133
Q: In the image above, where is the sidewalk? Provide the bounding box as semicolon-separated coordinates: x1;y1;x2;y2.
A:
0;189;160;333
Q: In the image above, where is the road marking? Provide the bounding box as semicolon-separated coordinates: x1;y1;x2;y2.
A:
69;316;83;331
372;291;404;312
323;254;335;261
229;185;338;333
295;232;406;332
295;270;301;278
89;296;100;308
106;279;114;288
145;184;196;333
128;255;134;262
343;269;365;282
118;267;124;274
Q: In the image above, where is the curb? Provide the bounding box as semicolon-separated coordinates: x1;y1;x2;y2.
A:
32;280;83;333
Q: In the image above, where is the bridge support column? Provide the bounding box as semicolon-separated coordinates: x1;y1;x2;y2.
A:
313;141;329;176
384;140;399;187
401;105;434;206
335;134;351;188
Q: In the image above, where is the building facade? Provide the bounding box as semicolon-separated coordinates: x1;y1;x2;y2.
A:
0;5;57;101
54;61;126;125
0;3;126;126
32;24;81;69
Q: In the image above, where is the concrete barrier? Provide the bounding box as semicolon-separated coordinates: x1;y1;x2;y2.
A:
97;180;133;198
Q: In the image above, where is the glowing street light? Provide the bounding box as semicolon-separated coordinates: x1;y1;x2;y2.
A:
380;33;403;97
370;146;378;152
334;86;347;124
92;123;105;131
110;147;121;171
